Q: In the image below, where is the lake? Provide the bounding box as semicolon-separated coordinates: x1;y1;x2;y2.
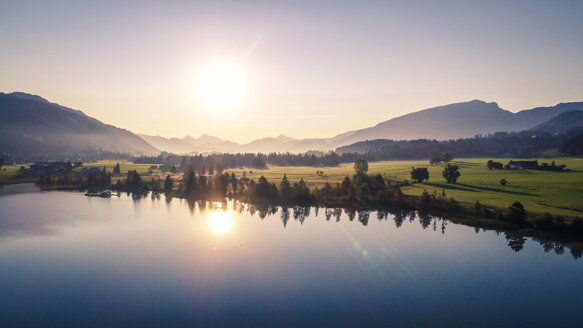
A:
0;185;582;327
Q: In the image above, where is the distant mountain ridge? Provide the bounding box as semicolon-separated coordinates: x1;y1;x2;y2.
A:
0;92;159;156
327;100;583;148
138;134;240;154
2;91;582;156
143;99;583;154
527;111;583;134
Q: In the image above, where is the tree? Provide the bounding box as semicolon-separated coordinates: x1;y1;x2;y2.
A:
230;172;238;194
442;164;460;183
353;159;368;175
505;231;526;252
251;157;267;169
183;165;197;196
279;174;292;200
500;178;508;186
487;160;494;170
560;131;583;155
126;170;143;191
150;177;161;192
292;178;312;203
341;176;352;194
215;163;223;175
474;201;482;214
164;175;173;193
373;173;384;186
253;175;278;202
410;167;429;183
321;182;333;203
113;163;121;175
214;173;229;196
508;201;527;224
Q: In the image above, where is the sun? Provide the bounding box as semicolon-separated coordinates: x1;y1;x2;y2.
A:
195;62;247;109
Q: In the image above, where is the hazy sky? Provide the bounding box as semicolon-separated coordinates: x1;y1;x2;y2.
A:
1;0;582;143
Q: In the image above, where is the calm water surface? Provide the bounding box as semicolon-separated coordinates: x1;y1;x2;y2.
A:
0;185;582;327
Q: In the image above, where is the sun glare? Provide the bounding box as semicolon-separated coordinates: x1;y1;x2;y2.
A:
209;210;234;235
195;62;247;109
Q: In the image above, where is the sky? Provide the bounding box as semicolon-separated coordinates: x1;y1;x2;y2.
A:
1;0;582;143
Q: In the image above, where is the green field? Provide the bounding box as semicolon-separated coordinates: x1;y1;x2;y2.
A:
82;160;170;183
0;161;166;185
83;160;155;174
0;163;36;184
226;157;583;218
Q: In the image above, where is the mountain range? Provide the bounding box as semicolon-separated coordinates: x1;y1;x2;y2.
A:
139;99;583;153
0;92;158;156
527;110;583;134
1;92;582;157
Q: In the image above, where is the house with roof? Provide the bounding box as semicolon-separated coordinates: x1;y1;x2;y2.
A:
507;160;539;170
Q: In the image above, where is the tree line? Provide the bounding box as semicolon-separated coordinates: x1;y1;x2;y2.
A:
129;130;580;173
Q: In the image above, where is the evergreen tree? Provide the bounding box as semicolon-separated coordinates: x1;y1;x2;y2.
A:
252;175;278;202
113;163;121;175
230;173;238;194
183;166;197;196
280;174;292;200
508;201;527;224
164;175;173;193
150;177;161;192
292;178;312;204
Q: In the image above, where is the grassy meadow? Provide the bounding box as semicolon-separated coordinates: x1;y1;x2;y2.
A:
0;161;162;185
0;164;36;184
227;157;583;218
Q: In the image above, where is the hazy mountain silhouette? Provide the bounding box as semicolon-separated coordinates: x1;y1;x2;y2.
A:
232;100;583;153
3;92;582;156
137;134;196;154
527;111;583;134
138;134;240;154
86;99;583;154
327;100;583;148
182;134;240;152
0;92;159;156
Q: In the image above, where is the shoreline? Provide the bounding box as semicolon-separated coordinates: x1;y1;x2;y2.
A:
16;182;583;245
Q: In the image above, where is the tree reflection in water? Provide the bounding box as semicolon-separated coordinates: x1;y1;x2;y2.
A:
195;198;582;259
505;232;527;252
358;210;370;226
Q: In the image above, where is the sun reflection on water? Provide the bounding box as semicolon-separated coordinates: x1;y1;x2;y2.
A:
209;210;234;235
